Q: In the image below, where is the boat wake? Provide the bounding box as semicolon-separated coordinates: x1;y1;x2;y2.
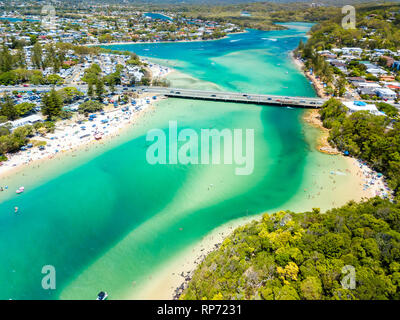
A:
330;171;346;176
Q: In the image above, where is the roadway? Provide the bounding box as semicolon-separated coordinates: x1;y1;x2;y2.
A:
0;85;326;108
139;87;327;108
1;85;399;110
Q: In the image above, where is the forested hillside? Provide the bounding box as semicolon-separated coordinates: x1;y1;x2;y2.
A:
319;99;400;199
181;198;400;300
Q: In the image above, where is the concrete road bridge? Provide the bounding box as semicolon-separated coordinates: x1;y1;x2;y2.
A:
138;87;327;108
0;85;327;108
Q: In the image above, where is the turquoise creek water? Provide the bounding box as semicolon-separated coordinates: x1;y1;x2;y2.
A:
143;12;173;21
0;24;357;299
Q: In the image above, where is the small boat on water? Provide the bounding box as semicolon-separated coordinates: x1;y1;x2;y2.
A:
97;291;108;300
16;187;24;194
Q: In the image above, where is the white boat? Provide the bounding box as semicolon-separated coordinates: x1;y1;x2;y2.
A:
16;186;24;194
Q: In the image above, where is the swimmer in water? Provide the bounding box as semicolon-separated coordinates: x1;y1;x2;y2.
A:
14;207;18;214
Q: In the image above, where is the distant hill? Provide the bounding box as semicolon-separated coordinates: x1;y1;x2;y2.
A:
126;0;398;5
78;0;400;6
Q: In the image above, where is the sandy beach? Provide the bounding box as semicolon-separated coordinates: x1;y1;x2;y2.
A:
291;52;330;99
0;42;392;301
133;133;383;301
130;216;252;300
131;53;393;300
0;62;174;185
130;103;384;301
0;98;160;186
302;109;339;155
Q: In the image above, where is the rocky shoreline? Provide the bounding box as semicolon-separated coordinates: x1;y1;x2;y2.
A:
173;242;222;300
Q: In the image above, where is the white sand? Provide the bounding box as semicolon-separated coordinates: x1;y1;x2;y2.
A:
0;97;160;183
0;59;173;184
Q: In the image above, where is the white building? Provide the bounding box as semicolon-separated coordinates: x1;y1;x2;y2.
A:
356;82;381;89
343;101;385;116
375;88;397;100
9;114;43;129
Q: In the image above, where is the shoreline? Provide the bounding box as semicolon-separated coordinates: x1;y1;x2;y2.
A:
302;109;339;155
293;51;393;200
131;216;250;300
0;37;388;300
90;30;249;47
135;125;379;301
135;151;376;300
291;51;338;155
0;95;163;184
0;99;159;190
136;50;387;301
290;52;329;99
0;61;174;185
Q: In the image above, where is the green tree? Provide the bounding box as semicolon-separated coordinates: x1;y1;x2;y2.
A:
0;95;18;120
0;45;13;72
32;42;43;69
46;74;64;85
88;82;94;97
42;89;63;120
95;79;105;101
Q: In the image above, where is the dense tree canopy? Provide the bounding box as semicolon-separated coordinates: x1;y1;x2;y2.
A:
78;100;103;115
320;99;400;197
181;198;400;300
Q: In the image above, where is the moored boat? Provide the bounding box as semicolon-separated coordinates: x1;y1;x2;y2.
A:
16;187;24;194
96;291;108;300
